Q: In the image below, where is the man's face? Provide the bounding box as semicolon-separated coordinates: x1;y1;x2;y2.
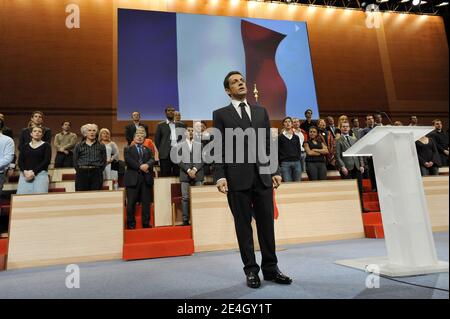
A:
86;128;97;140
283;118;293;130
327;117;334;126
292;118;300;129
318;120;326;130
193;122;202;134
366;116;374;127
31;113;43;126
374;114;382;124
0;113;4;122
62;122;71;131
341;123;350;134
271;128;279;139
134;133;145;144
166;107;175;121
434;121;443;131
132;112;140;121
305;110;312;120
352;119;359;127
186;127;194;140
226;74;247;99
411;116;418;124
174;111;181;122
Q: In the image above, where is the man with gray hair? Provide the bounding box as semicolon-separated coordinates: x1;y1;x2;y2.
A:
73;124;107;191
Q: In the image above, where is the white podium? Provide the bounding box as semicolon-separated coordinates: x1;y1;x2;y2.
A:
336;126;449;277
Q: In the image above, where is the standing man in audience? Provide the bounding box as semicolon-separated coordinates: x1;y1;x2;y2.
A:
326;116;337;139
174;111;185;127
300;108;316;136
125;111;149;145
124;131;155;229
409;115;419;126
214;71;292;289
427;119;449;167
335;122;365;206
0;122;15;198
19;111;51;151
54;121;78;168
154;106;186;177
73;124;107;191
374;112;384;127
0;114;13;139
360;114;377;191
351;117;364;139
177;127;204;226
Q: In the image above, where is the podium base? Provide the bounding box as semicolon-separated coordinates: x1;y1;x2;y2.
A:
335;257;449;277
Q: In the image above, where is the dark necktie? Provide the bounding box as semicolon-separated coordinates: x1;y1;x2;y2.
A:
137;145;143;163
345;135;351;145
239;102;251;127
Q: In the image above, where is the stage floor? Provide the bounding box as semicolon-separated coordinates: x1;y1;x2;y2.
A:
0;231;448;299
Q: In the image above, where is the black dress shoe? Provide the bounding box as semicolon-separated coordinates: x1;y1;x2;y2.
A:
127;224;136;230
246;272;261;289
182;221;190;226
263;271;292;285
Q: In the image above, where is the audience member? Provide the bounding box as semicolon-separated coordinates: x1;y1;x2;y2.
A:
131;126;159;161
374;112;383;126
427;119;449;167
318;119;336;170
177;127;204;226
292;117;307;173
125;111;149;145
19;111;52;151
416;135;440;176
303;126;329;181
393;121;403;126
409;115;418;126
154;106;186;177
335;122;365;205
0;113;13;138
351;117;363;139
326;116;337;139
278;117;302;182
54;121;77;168
17;126;51;194
360;114;377;191
0;125;15;198
335;115;350;139
99;128;119;181
73;124;107;191
300;108;316;135
360;114;375;138
124;131;155;229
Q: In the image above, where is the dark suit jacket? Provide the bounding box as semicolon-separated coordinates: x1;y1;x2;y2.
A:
335;135;364;170
213;103;278;191
177;141;204;183
124;145;154;187
154;121;186;159
125;122;149;145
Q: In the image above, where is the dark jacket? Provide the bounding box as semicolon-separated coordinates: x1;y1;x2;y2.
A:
154;120;186;159
212;103;279;191
19;127;51;151
124;144;154;187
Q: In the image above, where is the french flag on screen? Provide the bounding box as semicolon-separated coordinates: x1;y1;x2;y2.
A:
118;9;318;120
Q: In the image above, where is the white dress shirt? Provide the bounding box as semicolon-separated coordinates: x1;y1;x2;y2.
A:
231;99;251;120
166;119;177;146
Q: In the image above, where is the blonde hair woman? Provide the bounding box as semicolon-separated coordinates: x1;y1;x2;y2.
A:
99;128;119;181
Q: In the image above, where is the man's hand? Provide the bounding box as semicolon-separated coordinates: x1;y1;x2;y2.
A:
216;179;228;194
272;175;282;189
341;167;349;176
359;166;365;174
64;150;69;155
140;164;149;173
424;162;433;168
7;168;14;178
444;149;449;156
188;169;197;179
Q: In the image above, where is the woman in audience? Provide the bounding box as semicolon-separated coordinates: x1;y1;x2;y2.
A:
17;126;52;194
99;128;119;181
415;135;441;176
131;126;159;161
278;117;302;182
303;126;329;181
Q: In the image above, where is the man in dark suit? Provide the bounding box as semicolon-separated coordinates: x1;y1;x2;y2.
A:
335;121;365;206
154;106;186;177
18;111;51;151
326;116;337;139
124;131;155;229
213;71;292;288
125;111;149;145
177;127;204;226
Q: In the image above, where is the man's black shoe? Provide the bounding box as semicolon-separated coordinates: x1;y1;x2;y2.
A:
263;271;292;285
246;272;261;288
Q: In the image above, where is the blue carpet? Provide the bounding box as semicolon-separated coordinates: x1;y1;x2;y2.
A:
0;231;447;299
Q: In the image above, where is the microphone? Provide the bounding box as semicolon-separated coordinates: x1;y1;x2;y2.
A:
376;110;393;126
